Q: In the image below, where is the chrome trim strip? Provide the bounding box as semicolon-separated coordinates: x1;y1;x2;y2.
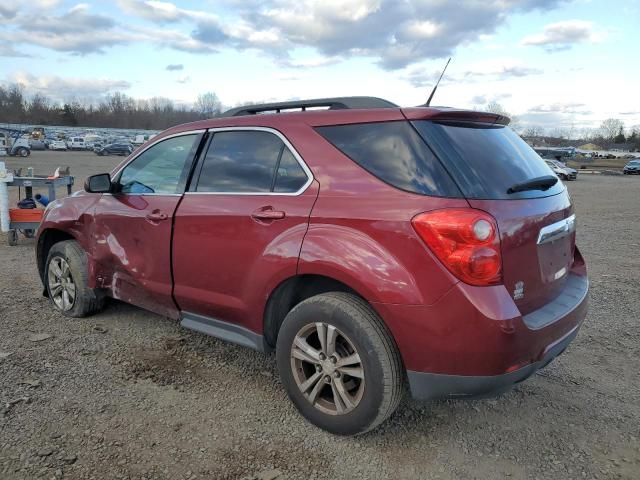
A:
537;214;576;245
185;126;314;197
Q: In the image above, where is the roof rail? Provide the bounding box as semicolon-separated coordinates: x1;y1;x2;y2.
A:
221;96;398;117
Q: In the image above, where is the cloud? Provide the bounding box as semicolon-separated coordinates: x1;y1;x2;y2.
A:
528;102;592;115
5;4;137;54
31;0;63;8
165;63;184;71
117;0;219;23
176;75;191;84
115;0;567;70
278;56;341;69
471;93;512;105
463;59;543;79
0;5;17;20
0;44;33;58
521;20;602;51
7;72;131;102
130;25;220;54
3;0;572;69
403;59;542;88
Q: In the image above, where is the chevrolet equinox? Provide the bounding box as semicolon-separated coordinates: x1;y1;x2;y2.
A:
36;97;589;435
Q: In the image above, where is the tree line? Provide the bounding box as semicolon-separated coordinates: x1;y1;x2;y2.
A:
2;85;639;150
0;84;223;131
486;102;639;150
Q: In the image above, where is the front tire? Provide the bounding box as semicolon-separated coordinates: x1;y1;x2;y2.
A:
276;292;403;436
45;240;105;318
17;147;30;157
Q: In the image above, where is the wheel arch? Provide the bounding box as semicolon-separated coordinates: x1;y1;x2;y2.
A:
261;273;405;354
37;228;77;288
263;274;363;349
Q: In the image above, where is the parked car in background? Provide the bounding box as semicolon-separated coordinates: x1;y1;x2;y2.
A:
545;159;577;180
67;137;86;150
623;159;640;174
94;143;133;156
37;97;588;436
29;140;47;151
49;140;68;151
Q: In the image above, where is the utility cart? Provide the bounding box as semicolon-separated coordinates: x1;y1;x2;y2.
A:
6;175;74;246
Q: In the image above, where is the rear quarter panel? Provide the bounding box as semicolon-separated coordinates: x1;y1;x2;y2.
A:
291;123;468;306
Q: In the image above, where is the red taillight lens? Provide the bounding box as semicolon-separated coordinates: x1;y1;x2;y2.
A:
411;208;502;286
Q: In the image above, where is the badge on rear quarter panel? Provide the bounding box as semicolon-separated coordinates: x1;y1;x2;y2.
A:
513;281;525;300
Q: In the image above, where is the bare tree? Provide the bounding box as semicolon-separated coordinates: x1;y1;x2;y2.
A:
523;126;545;138
484;101;508;116
600;118;624;141
195;92;222;118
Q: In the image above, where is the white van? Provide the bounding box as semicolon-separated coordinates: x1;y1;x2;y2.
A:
67;137;86;150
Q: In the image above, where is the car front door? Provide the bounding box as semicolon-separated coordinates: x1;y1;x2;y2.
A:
92;131;203;318
172;128;318;335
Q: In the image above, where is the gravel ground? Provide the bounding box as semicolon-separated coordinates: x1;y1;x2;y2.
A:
1;152;639;480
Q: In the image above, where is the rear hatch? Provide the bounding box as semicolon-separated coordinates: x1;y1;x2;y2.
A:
411;114;575;315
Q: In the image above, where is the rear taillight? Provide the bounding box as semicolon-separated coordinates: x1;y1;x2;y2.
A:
411;208;502;286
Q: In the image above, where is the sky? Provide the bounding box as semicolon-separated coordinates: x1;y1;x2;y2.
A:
0;0;638;133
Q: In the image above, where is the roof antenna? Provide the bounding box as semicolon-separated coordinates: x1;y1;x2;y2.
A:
424;57;451;107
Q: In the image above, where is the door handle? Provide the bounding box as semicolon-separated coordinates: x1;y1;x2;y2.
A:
146;210;169;222
251;209;286;221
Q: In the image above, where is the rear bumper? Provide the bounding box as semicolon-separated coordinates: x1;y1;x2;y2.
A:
374;250;589;398
407;323;579;400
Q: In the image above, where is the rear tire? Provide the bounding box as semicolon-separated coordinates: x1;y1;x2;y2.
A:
17;147;29;157
276;292;403;436
45;240;105;318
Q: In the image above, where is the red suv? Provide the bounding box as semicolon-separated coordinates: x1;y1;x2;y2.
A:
36;97;588;435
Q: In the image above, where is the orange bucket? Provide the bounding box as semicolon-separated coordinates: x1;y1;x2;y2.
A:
9;208;44;222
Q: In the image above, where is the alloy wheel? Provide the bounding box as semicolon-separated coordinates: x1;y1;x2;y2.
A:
290;322;365;415
47;257;76;311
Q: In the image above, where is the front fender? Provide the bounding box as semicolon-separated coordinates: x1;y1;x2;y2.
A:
36;192;100;286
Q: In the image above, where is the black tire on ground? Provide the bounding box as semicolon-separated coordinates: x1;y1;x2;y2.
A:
276;292;403;436
44;240;105;318
7;229;18;246
17;147;30;157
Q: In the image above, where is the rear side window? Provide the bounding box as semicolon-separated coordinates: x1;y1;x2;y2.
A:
274;149;308;193
316;122;461;197
413;121;565;200
196;131;309;193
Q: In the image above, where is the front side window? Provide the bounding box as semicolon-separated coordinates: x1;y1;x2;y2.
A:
196;130;309;193
118;134;197;194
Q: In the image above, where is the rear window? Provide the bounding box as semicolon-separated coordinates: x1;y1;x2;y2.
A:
413;121;565;200
316;122;461;197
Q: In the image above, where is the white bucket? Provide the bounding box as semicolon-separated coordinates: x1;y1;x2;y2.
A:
0;161;13;233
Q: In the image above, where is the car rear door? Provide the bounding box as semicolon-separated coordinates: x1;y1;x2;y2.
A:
91;131;203;318
172;128;318;334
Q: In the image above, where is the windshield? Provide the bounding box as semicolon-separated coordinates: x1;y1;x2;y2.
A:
413;121;565;200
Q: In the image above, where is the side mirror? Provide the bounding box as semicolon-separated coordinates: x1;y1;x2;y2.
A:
85;173;112;193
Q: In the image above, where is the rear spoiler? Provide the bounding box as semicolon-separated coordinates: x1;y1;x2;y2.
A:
402;107;510;126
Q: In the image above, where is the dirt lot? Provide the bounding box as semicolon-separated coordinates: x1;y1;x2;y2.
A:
1;151;639;480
